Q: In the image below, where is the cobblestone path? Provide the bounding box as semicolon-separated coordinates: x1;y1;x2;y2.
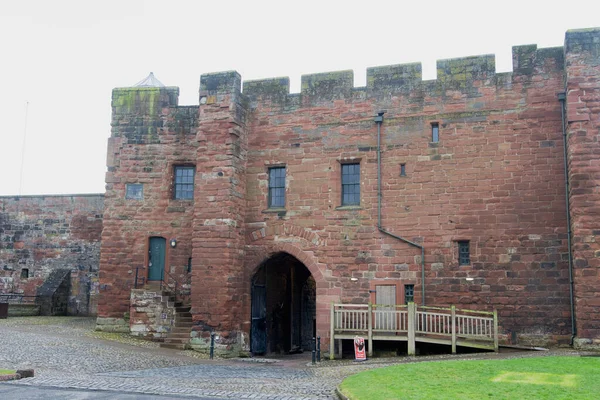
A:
0;317;343;399
0;317;584;399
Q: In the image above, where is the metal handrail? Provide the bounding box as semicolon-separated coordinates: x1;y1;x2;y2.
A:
134;266;191;305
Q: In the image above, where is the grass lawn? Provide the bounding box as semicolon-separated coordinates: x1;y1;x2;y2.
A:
0;369;16;375
339;356;599;400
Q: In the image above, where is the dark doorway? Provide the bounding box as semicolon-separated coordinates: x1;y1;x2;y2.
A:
251;252;316;355
148;237;166;281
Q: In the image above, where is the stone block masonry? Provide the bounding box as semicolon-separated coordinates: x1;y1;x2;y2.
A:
0;194;103;315
96;27;600;354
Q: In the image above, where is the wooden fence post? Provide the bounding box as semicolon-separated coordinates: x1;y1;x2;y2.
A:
329;302;335;360
493;308;499;352
368;302;373;357
451;305;456;354
407;302;416;356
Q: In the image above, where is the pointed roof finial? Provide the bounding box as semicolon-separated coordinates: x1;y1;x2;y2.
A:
134;72;165;87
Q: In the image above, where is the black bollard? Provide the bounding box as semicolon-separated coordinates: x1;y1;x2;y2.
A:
312;337;316;365
317;336;321;362
210;332;215;360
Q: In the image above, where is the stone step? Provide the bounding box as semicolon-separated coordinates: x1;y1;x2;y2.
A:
160;343;187;350
176;316;192;322
167;332;190;339
174;322;193;328
171;326;191;333
176;306;191;313
163;337;189;344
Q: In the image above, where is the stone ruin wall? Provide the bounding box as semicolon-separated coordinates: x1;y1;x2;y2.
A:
0;195;103;315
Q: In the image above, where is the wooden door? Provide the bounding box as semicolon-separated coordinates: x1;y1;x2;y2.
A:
148;237;166;281
251;283;267;354
375;285;397;331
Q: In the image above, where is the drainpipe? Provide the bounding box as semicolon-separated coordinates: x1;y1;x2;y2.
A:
375;112;426;305
558;93;577;345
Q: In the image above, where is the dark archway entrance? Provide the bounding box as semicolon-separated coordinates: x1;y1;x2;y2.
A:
251;252;316;355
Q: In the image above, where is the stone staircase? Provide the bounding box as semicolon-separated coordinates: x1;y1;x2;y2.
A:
160;300;193;350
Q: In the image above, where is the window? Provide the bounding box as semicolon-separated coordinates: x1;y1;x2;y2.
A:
174;166;195;200
268;167;286;208
432;123;439;143
458;241;470;265
20;268;29;279
341;163;360;206
187;257;192;273
404;284;414;304
400;163;406;177
125;184;143;200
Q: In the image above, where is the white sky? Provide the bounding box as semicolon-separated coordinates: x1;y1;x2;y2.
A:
1;0;598;196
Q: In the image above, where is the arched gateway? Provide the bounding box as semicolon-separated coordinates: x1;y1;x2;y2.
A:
251;252;316;355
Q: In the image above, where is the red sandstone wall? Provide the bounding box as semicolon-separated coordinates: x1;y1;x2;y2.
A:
242;46;571;346
565;28;600;346
98;87;197;318
98;29;600;350
0;194;103;315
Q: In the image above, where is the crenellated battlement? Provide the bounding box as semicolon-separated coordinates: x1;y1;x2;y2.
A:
238;44;571;105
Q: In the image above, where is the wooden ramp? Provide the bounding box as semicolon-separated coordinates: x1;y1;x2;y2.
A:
330;303;498;358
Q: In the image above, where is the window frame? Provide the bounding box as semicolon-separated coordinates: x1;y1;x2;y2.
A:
431;122;439;143
268;166;286;209
404;284;415;304
173;165;195;200
458;240;470;265
125;183;144;200
341;162;361;206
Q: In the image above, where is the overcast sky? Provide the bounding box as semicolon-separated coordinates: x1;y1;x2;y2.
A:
1;0;598;196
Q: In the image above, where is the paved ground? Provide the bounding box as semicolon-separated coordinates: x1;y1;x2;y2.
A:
0;317;589;399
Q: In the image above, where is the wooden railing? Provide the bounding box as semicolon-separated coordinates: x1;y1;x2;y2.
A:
330;302;498;358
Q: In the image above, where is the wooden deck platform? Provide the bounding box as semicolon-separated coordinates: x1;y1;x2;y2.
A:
330;303;498;358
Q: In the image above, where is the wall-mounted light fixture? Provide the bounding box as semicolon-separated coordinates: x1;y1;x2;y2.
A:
170;238;177;248
465;277;474;281
350;277;358;282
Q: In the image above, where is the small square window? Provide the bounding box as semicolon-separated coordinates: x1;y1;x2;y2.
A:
432;123;439;143
404;284;414;304
268;167;286;208
174;166;195;200
341;163;360;206
125;184;143;200
21;268;29;279
400;163;406;177
458;241;470;265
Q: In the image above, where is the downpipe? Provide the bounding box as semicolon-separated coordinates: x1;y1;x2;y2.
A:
558;93;577;346
375;112;426;305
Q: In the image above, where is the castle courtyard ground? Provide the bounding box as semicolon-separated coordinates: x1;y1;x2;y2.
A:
0;317;590;399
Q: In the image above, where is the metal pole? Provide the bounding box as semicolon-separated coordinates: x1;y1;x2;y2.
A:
312;337;316;365
210;332;215;360
317;336;321;362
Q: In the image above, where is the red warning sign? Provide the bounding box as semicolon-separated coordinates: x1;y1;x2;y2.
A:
354;336;366;361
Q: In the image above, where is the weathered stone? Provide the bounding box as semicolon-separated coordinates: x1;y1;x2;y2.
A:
94;28;600;354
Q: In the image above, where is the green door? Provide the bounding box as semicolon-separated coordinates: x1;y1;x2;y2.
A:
148;237;166;281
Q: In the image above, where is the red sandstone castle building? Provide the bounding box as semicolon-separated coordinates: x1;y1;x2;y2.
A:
95;28;600;355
